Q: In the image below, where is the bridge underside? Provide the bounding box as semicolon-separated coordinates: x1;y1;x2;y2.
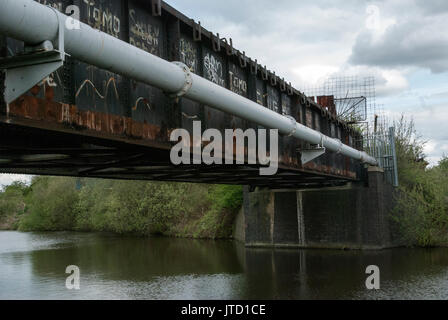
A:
0;0;365;189
0;120;352;189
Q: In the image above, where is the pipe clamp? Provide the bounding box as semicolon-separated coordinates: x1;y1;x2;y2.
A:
285;116;297;137
170;61;193;98
335;139;343;154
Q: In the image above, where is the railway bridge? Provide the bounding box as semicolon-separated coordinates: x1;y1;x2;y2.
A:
0;0;399;249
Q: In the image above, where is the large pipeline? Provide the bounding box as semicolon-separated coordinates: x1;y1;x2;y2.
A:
0;0;377;166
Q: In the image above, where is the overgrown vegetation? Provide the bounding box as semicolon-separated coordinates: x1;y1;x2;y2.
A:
0;177;243;239
0;181;27;230
391;116;448;247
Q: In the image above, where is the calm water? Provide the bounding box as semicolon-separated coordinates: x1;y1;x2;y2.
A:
1;231;448;300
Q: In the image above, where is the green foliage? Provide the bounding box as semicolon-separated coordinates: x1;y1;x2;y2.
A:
209;185;244;211
1;175;243;239
193;185;243;239
18;176;79;231
77;180;188;235
0;181;28;229
393;170;448;246
438;155;448;173
394;116;428;187
391;116;448;247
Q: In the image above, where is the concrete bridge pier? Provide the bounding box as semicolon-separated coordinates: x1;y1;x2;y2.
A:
234;168;398;250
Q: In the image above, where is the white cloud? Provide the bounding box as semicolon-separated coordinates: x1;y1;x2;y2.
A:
365;4;397;41
350;5;448;73
376;69;409;96
293;65;340;86
0;174;32;189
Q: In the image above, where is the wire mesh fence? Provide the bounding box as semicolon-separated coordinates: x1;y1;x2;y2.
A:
301;75;398;186
362;127;399;186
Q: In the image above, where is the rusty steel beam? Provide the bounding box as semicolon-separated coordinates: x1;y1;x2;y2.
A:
0;0;378;167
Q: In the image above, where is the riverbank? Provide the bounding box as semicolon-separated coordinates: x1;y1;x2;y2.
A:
0;177;243;240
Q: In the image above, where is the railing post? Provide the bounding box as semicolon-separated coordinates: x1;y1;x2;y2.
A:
389;127;399;187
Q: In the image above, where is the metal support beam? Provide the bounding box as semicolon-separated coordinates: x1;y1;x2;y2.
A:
0;0;378;166
0;7;66;103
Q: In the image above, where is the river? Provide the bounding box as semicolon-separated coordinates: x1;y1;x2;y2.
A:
1;231;448;300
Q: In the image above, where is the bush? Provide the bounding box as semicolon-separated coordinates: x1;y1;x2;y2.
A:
0;181;28;229
18;176;79;231
4;174;244;239
391;116;448;247
193;185;243;239
73;179;242;238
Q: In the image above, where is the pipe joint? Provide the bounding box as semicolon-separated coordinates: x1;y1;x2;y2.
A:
335;139;343;154
285;116;298;137
169;61;193;98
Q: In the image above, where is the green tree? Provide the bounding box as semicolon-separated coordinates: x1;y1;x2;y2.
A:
19;176;79;231
0;181;28;229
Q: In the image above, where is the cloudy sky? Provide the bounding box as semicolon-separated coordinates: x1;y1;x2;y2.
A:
1;0;447;187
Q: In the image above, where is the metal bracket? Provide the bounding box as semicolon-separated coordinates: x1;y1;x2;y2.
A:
212;33;221;52
261;65;268;81
287;82;294;96
250;59;258;75
223;38;234;56
151;0;162;16
305;97;311;108
298;134;326;165
238;51;247;68
192;20;202;41
270;72;277;86
0;8;66;104
298;146;326;165
169;62;193;99
280;78;286;92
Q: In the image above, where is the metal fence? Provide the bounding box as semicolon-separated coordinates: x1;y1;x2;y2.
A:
363;127;399;186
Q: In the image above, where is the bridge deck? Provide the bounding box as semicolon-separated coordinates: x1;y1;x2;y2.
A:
0;0;364;188
0;119;353;189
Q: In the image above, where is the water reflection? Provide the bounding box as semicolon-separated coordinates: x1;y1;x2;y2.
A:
1;231;448;299
242;247;448;299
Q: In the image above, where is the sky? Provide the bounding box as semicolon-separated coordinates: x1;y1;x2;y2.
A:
164;0;448;165
1;0;447;187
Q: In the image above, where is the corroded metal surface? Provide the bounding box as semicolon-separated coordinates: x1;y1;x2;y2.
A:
9;94;168;143
0;0;364;186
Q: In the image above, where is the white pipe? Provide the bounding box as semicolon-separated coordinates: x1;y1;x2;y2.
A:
0;0;377;166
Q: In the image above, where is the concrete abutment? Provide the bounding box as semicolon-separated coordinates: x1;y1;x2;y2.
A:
234;168;399;250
